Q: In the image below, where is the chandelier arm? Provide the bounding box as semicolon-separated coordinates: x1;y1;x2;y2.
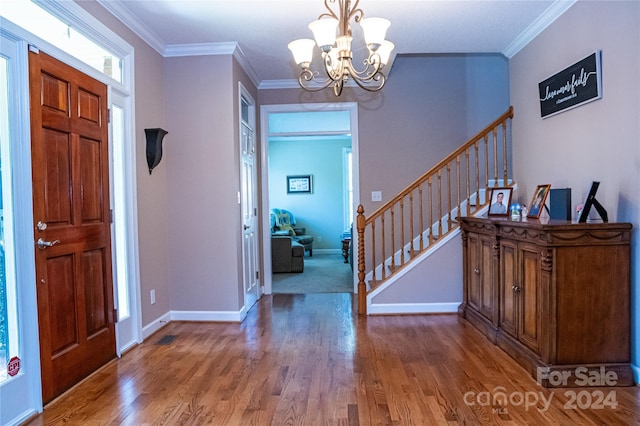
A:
318;0;339;20
349;70;386;92
348;0;364;23
298;69;335;92
323;52;345;81
333;79;345;96
344;55;383;82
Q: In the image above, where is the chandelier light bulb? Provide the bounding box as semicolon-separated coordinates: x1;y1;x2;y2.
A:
360;17;390;51
376;40;395;66
288;39;316;68
309;18;338;52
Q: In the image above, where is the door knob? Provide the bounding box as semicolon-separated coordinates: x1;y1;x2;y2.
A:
37;238;60;250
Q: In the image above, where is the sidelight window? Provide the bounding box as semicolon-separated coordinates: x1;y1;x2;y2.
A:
0;56;18;383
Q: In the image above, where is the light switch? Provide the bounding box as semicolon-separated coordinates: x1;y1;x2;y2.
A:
371;191;382;202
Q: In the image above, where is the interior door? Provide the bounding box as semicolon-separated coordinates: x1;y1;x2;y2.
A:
241;119;260;311
29;49;116;403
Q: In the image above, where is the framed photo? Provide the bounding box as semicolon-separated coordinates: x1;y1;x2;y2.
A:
487;187;513;217
287;175;312;194
527;184;551;219
577;181;608;223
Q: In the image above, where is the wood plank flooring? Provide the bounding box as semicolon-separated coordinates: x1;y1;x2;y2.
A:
27;293;640;425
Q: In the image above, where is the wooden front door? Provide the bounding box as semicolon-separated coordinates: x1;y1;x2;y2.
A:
29;49;116;403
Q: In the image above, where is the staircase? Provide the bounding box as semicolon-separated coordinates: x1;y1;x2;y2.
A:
355;107;515;314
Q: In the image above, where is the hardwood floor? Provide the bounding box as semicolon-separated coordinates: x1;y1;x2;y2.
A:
27;293;640;425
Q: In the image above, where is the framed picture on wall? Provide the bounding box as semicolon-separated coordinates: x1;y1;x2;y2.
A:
287;175;312;194
527;184;551;218
487;187;513;217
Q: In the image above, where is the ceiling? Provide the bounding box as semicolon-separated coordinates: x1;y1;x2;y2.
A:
97;0;575;87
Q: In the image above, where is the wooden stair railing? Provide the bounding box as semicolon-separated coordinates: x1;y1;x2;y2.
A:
356;106;514;315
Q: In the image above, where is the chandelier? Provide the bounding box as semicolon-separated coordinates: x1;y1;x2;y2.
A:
288;0;394;96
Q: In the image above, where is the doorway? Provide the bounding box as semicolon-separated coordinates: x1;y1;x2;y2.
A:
260;103;360;295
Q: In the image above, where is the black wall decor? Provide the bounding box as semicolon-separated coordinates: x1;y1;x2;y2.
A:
538;51;602;118
145;128;168;174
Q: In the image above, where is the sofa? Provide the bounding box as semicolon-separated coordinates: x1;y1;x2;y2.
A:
270;209;314;256
271;236;304;273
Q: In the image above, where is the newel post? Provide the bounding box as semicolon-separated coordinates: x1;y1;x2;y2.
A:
356;205;367;315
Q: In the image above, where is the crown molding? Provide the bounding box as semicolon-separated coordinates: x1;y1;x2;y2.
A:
98;1;260;88
96;0;166;55
259;79;301;90
502;0;577;58
164;42;260;90
163;42;237;57
231;44;261;90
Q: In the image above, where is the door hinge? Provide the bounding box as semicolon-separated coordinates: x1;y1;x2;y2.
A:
255;271;260;280
108;108;111;123
113;308;118;323
110;209;114;224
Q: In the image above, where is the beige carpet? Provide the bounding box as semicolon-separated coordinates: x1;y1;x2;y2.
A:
272;252;353;293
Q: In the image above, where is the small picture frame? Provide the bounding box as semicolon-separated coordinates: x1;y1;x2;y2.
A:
287;175;312;194
487;187;513;216
527;184;551;219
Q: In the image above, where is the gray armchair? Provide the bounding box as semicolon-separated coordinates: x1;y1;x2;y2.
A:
270;208;314;256
271;236;304;273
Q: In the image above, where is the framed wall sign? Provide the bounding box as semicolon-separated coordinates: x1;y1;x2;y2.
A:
287;175;312;194
539;50;602;118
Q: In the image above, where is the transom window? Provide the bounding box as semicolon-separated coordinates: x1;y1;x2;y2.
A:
1;0;123;83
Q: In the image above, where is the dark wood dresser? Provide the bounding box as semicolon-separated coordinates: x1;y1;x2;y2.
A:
458;216;633;387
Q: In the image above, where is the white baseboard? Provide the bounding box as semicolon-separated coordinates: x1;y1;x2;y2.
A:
367;302;460;315
6;409;39;426
141;311;171;340
141;308;244;341
171;310;244;322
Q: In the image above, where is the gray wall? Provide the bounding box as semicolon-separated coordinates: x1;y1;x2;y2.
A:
164;54;241;312
269;137;351;250
509;0;640;379
78;1;172;327
259;54;510;216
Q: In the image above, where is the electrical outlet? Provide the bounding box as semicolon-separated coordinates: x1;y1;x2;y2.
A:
150;289;156;305
317;236;322;242
372;191;382;202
